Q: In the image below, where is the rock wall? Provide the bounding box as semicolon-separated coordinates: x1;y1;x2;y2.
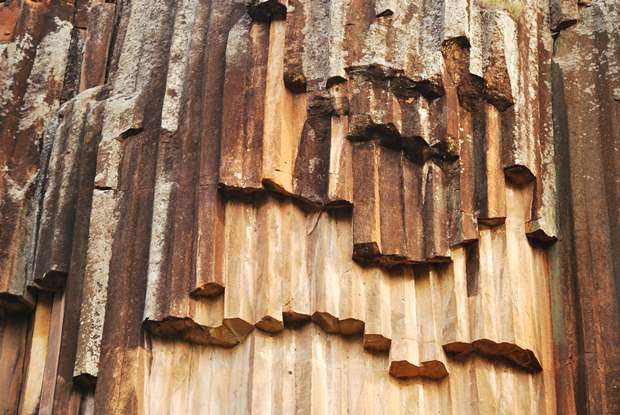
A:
550;1;620;413
0;0;617;414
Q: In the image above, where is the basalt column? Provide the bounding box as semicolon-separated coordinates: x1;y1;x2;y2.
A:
0;1;617;414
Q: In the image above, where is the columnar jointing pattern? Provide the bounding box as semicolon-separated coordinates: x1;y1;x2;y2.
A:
0;0;616;414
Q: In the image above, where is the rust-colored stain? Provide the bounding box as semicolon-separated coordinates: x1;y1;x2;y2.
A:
0;1;617;414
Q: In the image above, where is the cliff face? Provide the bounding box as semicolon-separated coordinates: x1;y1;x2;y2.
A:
0;1;617;414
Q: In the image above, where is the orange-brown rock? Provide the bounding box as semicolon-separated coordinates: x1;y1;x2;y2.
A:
0;1;617;414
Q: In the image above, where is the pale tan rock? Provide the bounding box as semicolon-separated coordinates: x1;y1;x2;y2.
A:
1;1;615;414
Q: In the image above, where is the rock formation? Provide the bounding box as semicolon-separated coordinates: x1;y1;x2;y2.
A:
0;0;617;414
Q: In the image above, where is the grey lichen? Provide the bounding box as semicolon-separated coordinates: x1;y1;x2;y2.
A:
479;0;525;18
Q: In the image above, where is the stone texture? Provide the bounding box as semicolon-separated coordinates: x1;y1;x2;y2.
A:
0;0;617;414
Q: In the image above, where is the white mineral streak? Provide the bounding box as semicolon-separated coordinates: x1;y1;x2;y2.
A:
498;10;522;155
328;0;346;80
94;137;122;190
101;93;145;142
374;0;395;17
0;18;72;296
74;189;120;379
419;0;445;81
144;178;176;320
535;21;559;238
468;2;486;79
594;0;619;96
112;0;173;92
161;0;199;133
418;98;431;140
302;0;331;84
521;5;541;168
443;0;469;41
389;1;416;72
360;10;391;69
226;14;251;68
17;18;72;133
0;34;34;118
5;174;37;202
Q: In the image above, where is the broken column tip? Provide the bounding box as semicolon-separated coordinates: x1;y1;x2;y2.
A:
442;341;475;359
363;333;392;354
33;270;68;292
190;282;225;299
284;72;307;94
222;317;255;342
282;311;312;329
247;0;288;22
446;339;543;373
389;360;449;381
0;292;35;314
144;316;243;348
525;223;558;246
478;217;507;227
504;165;536;185
73;372;97;392
255;315;285;334
339;318;365;337
352;242;381;263
311;311;340;334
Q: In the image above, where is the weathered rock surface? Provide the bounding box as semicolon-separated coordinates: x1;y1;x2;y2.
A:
0;0;617;414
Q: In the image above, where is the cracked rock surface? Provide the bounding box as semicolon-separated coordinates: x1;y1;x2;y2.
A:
0;1;618;414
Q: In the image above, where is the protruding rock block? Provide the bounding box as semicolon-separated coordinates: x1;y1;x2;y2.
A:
362;268;392;353
193;2;248;299
247;0;288;22
352;142;452;264
100;94;145;142
376;147;408;262
347;68;402;143
475;104;507;225
549;0;579;31
389;360;449;381
444;339;542;373
292;91;333;206
374;0;396;17
144;317;240;348
469;7;514;111
398;93;440;160
445;109;478;247
254;201;285;334
501;111;537;185
326;84;354;205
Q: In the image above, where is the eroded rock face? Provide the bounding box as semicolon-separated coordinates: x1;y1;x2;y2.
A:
0;1;617;414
